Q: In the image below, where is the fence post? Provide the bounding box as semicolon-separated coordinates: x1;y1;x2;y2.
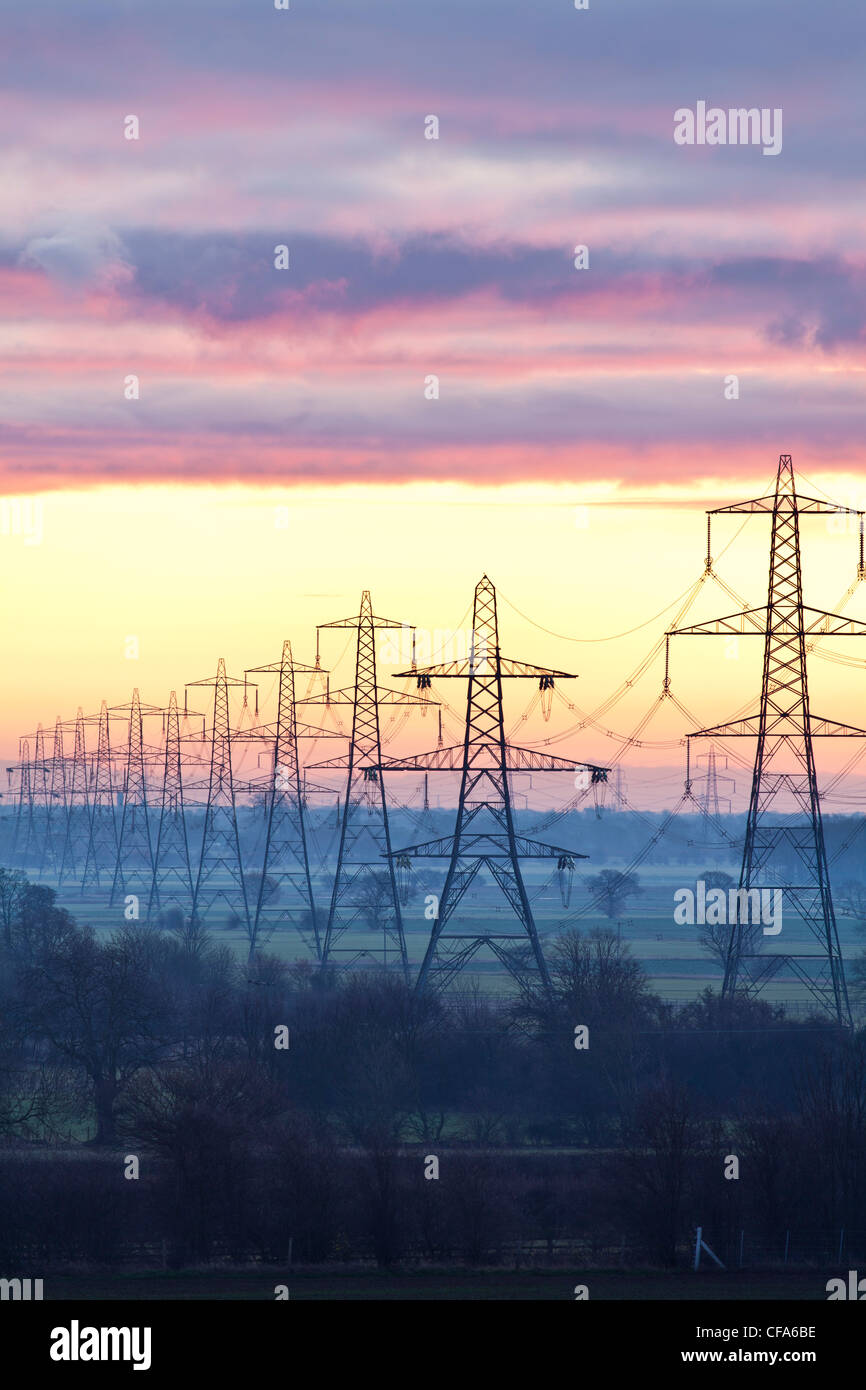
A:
694;1226;726;1271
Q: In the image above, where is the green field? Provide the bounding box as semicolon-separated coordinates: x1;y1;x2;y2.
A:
47;858;865;1014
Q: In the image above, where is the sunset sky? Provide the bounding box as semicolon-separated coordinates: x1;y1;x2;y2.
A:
2;0;866;800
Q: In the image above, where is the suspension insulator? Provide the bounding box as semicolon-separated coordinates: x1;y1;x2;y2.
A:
558;855;574;908
395;853;412;906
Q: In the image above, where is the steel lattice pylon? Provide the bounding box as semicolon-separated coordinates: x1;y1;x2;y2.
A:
110;689;155;909
58;710;90;887
244;641;332;963
188;659;251;936
30;724;52;877
148;690;194;924
81;701;118;892
12;738;36;868
670;454;866;1027
693;744;735;827
41;717;66;877
378;575;608;998
304;591;428;976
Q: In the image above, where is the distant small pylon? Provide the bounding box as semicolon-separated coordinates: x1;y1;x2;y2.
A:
82;701;118;893
40;717;66;877
111;689;155;910
58;709;89;887
244;640;333;962
188;659;251;937
304;591;429;976
148;690;194;926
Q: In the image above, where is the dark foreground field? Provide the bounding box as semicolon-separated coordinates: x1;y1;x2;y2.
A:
40;1268;833;1300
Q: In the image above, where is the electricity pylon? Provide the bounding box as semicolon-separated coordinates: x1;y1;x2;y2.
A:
378;575;608;997
110;689;156;910
58;710;90;886
303;591;428;976
188;659;252;936
27;725;51;875
148;690;194;924
11;738;36;868
82;701;118;892
243;640;337;963
669;454;866;1027
40;717;66;877
695;745;735;819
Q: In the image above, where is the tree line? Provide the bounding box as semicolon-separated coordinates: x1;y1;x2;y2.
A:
1;868;864;1270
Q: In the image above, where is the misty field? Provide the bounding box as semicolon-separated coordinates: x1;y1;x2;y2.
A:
51;859;866;1013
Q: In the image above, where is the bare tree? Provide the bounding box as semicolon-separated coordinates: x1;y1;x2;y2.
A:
794;1036;866;1230
549;926;652;1027
0;868;27;952
356;870;395;933
120;1057;282;1264
243;872;280;911
837;879;866;924
515;928;657;1141
613;1077;704;1266
156;905;211;959
836;882;866;1008
15;924;174;1143
2;881;77;964
586;870;642;920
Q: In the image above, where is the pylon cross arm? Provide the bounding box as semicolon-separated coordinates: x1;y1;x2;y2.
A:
318;614;410;631
791;496;862;515
297;685;432;707
709;496;777;514
802;606;866;636
360;743;609;773
669;606;768;636
394;657;575;680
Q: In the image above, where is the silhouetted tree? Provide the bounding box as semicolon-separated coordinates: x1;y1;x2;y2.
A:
586;870;642;919
15;924;175;1143
120;1057;282;1264
612;1078;703;1266
0;868;27;951
695;871;737;970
